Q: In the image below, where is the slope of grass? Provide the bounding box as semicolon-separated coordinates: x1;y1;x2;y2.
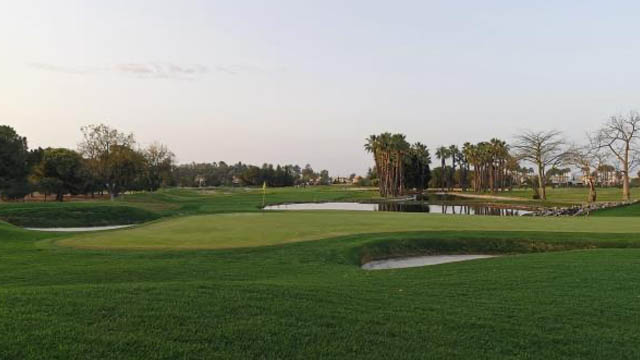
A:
0;205;159;227
0;186;378;227
58;211;640;250
2;221;640;359
591;202;640;217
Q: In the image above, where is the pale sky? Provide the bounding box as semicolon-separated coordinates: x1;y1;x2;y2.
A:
2;1;640;175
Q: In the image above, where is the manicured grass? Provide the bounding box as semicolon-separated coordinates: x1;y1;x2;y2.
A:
59;211;640;250
0;186;379;227
0;205;159;227
4;186;640;358
2;220;640;358
591;202;640;217
506;186;640;204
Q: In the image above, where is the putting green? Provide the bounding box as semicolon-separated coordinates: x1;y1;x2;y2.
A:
56;211;640;250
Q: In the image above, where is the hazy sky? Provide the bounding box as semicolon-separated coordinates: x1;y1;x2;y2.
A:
2;1;640;175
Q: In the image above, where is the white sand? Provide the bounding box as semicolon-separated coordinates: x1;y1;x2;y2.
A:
362;254;498;270
25;225;134;232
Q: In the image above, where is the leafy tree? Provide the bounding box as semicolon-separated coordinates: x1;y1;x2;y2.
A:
0;126;30;200
108;145;146;194
319;170;330;185
31;148;85;201
78;124;136;199
301;164;317;183
142;142;175;191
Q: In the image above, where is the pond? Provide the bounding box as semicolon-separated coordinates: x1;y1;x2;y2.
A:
263;202;532;216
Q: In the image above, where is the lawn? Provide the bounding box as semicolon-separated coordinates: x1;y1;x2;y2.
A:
591;202;640;217
2;186;638;228
58;211;640;250
504;186;640;204
2;187;640;359
0;186;379;227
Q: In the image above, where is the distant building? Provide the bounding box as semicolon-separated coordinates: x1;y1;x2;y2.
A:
194;175;206;187
549;171;581;186
332;177;350;184
580;171;622;186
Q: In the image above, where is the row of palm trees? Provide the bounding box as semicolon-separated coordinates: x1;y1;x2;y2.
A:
435;145;466;191
461;139;515;192
365;133;409;197
365;133;431;197
365;133;519;197
433;139;514;193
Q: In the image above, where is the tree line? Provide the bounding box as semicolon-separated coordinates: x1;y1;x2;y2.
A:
0;124;331;201
0;124;175;201
174;162;330;188
364;111;640;203
364;133;431;197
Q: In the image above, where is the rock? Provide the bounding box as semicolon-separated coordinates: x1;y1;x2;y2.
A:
534;200;639;217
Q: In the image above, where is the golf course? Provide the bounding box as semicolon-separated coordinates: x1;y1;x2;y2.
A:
2;186;640;359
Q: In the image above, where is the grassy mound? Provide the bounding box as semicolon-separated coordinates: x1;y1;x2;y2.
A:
591;202;640;217
355;231;640;264
0;205;159;227
0;186;379;227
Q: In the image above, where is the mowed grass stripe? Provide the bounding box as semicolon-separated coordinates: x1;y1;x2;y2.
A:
56;211;640;250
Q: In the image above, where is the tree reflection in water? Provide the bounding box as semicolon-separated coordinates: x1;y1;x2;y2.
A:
376;202;527;216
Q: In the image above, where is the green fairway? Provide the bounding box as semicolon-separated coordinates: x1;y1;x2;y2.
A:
3;187;640;359
504;186;640;204
59;211;640;250
591;202;640;217
3;220;640;359
0;186;379;227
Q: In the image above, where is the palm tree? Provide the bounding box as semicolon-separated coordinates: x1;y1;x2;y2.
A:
364;135;383;195
390;134;410;196
365;132;410;197
460;142;471;191
435;146;449;191
448;145;459;190
462;142;477;191
410;142;430;191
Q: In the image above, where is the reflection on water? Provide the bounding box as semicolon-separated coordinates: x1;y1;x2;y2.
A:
264;202;531;216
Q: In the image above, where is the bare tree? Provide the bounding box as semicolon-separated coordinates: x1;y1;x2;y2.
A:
566;143;608;203
593;112;640;201
513;130;566;200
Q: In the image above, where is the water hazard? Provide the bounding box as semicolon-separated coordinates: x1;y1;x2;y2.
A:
263;202;531;216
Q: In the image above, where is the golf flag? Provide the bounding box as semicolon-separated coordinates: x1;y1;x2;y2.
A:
262;182;267;207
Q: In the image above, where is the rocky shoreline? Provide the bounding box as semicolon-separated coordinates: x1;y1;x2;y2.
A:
526;200;640;217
